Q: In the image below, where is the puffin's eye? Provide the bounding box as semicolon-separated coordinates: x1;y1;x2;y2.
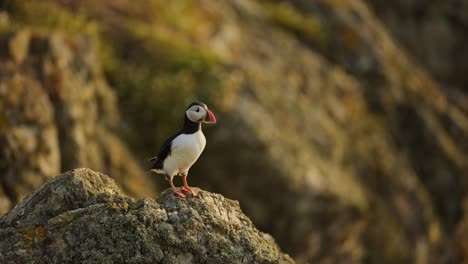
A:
195;107;200;112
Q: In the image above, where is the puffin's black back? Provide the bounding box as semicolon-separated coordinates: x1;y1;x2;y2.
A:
151;133;178;170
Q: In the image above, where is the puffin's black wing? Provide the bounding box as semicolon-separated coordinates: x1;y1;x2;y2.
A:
150;132;180;170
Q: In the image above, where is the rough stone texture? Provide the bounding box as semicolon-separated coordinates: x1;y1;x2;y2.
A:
0;168;293;264
0;29;157;214
2;0;468;263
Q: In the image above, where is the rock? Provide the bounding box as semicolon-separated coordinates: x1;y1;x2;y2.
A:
0;30;157;214
0;45;61;213
367;0;468;95
0;169;293;264
3;1;468;263
8;30;30;64
268;1;468;262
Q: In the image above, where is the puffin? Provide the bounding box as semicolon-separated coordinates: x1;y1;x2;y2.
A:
148;102;216;197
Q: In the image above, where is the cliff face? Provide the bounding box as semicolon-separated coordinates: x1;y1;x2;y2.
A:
0;29;157;214
368;0;468;95
0;169;293;264
1;0;468;263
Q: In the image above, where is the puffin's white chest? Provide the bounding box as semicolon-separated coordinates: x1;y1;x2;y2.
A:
163;130;206;177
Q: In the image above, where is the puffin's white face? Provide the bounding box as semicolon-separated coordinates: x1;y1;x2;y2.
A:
185;104;217;124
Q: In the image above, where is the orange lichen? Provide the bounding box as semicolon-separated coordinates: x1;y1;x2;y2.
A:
19;225;48;247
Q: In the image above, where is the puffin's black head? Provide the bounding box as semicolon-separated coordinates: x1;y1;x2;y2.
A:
185;101;216;124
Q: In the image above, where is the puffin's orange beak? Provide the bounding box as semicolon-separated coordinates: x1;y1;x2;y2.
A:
204;109;216;124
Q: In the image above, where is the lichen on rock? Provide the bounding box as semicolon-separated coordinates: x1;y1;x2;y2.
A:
3;1;468;262
0;168;293;264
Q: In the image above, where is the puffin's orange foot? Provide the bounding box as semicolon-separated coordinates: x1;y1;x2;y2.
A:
183;186;199;196
173;188;186;198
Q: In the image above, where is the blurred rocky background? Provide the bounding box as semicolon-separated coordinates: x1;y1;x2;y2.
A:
0;0;467;263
